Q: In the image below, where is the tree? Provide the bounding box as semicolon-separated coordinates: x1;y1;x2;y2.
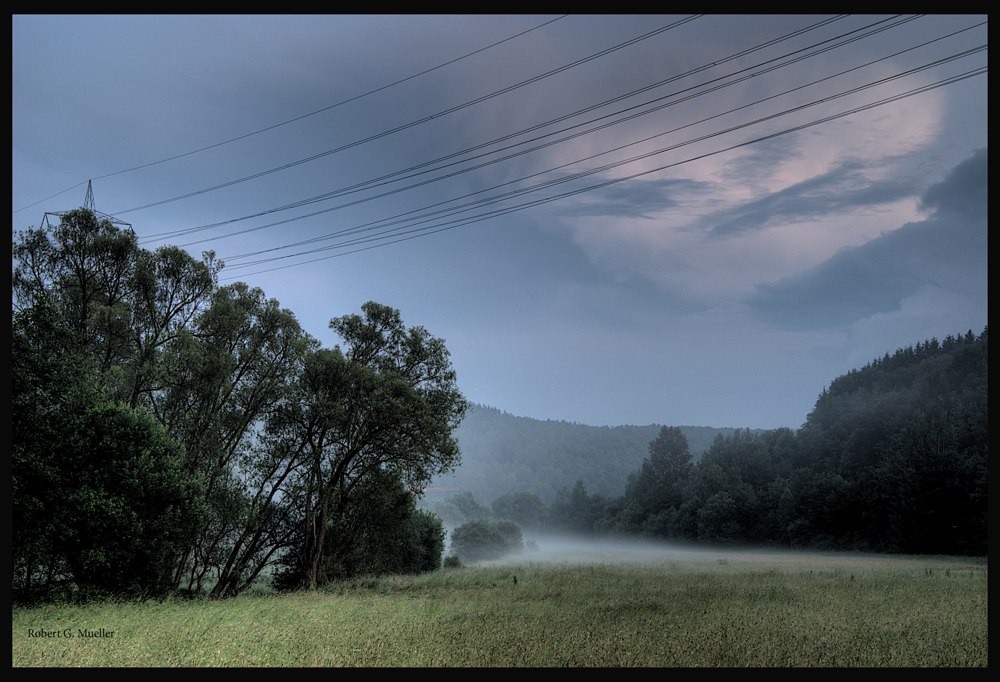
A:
12;244;205;601
271;302;467;589
12;211;312;600
13;300;95;600
54;400;205;599
618;426;694;536
13;212;468;600
448;492;492;521
548;480;606;535
419;498;468;529
12;327;204;601
12;209;220;410
13;209;141;352
159;282;314;598
406;510;447;574
276;469;445;585
494;520;525;554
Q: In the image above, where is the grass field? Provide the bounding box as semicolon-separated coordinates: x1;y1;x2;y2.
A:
11;542;988;667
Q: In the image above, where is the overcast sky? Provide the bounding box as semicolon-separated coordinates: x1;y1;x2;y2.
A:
12;14;988;429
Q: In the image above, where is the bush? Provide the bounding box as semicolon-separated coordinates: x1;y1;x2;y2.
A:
450;519;524;563
13;397;205;602
494;520;524;553
443;555;462;569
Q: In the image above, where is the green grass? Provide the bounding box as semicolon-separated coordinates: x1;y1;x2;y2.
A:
11;549;987;667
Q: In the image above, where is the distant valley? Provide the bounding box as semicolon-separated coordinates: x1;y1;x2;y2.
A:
429;404;748;504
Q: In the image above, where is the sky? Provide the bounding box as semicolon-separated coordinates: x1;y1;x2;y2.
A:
11;14;988;430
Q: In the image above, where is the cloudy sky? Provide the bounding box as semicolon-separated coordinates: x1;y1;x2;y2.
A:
12;14;988;429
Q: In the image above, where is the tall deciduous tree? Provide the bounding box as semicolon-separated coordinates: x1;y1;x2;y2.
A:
272;302;467;589
160;282;314;598
13;211;315;600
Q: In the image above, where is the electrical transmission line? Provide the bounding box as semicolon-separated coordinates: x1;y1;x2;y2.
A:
13;15;568;215
209;44;985;262
155;14;959;248
218;66;985;278
111;15;703;215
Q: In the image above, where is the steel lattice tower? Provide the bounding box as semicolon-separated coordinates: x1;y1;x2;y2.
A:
40;179;133;233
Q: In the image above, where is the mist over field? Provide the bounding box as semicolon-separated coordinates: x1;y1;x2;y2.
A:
498;534;750;567
477;534;981;573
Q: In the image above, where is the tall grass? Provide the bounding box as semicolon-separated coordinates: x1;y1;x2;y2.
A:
12;550;987;667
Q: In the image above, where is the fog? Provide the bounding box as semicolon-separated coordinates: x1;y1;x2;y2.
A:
457;533;786;569
471;534;963;572
513;534;726;565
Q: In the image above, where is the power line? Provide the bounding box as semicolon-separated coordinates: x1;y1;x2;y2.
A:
12;15;569;216
212;43;986;262
218;66;986;278
13;181;89;215
145;13;874;243
111;16;704;215
222;60;984;266
18;15;984;281
167;15;970;251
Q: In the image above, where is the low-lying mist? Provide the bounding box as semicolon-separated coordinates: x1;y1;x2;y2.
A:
512;534;722;565
466;534;978;572
493;534;823;568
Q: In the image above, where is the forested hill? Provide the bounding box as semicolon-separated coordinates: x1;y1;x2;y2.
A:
606;328;988;555
429;406;743;503
805;329;988;439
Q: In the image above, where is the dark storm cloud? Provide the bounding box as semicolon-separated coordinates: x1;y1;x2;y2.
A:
919;147;987;220
744;149;987;329
557;177;706;219
707;160;921;238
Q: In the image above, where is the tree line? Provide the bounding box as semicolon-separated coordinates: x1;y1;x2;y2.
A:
480;329;986;555
13;209;467;602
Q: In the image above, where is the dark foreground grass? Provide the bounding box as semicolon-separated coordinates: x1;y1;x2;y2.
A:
11;549;987;667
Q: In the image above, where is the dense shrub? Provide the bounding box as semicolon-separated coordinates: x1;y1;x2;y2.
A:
450;519;523;563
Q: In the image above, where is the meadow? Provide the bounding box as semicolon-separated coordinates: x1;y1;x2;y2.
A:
11;541;988;667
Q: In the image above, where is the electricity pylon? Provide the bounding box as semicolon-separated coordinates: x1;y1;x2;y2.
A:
40;179;133;233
